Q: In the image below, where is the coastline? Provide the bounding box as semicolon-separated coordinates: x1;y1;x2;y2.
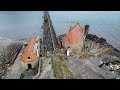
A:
0;33;120;79
0;37;24;78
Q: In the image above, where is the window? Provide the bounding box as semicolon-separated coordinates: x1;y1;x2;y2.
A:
28;57;30;59
40;54;42;57
36;41;38;43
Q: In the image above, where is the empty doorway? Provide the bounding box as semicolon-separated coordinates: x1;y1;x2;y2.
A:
28;64;32;69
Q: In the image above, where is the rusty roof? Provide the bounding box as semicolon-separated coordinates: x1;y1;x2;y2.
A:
21;36;38;62
62;23;85;44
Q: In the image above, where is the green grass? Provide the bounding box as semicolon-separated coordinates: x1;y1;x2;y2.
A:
51;56;64;79
20;73;25;79
59;56;73;79
51;57;58;77
60;61;73;79
51;55;73;79
59;56;64;61
40;59;43;74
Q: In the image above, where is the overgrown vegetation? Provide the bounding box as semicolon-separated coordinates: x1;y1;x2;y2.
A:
59;55;64;61
51;55;73;79
51;57;59;78
40;58;43;74
78;48;112;59
20;72;25;79
60;61;73;79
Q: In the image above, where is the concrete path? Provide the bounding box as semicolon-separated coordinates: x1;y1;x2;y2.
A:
4;47;24;79
39;58;55;79
5;57;23;79
67;56;120;79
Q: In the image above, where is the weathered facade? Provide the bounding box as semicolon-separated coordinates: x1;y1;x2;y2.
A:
62;23;89;53
21;36;40;70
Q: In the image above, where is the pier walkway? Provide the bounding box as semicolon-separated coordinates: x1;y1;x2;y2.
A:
43;11;60;54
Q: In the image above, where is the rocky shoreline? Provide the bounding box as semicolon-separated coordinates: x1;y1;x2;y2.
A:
58;33;120;59
0;33;120;79
58;33;120;77
0;37;25;78
85;34;120;58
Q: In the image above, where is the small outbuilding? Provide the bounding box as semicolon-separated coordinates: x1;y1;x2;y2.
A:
21;36;40;70
62;23;89;53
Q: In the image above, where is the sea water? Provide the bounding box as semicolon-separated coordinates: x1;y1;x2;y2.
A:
0;11;120;49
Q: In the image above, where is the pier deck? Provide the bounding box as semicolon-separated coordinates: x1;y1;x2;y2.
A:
43;11;60;54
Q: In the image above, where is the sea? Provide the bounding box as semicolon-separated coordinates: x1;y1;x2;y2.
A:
0;11;120;50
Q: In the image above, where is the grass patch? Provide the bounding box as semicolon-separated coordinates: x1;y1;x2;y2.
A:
51;56;64;79
79;48;112;59
74;74;82;79
95;48;112;57
20;72;25;79
60;61;73;79
59;55;64;61
59;56;73;79
51;55;73;79
40;59;43;74
51;57;59;78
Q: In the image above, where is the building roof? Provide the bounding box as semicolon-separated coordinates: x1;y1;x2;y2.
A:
21;36;38;62
62;23;85;45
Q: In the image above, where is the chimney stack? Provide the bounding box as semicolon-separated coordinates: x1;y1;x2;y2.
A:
69;25;72;32
84;25;89;35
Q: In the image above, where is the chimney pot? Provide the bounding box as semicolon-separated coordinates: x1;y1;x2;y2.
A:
85;25;89;34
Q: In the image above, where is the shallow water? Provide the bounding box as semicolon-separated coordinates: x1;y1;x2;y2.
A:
0;11;120;49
